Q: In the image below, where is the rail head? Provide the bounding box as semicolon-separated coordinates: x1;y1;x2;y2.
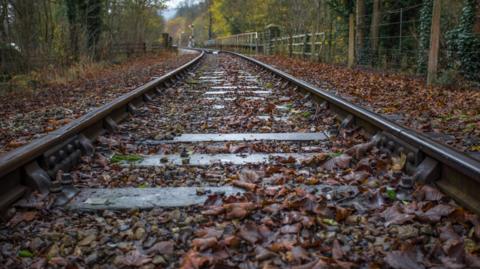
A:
226;51;480;182
224;50;480;214
0;49;205;179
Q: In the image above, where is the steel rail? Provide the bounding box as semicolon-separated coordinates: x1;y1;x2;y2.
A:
226;51;480;214
0;49;205;211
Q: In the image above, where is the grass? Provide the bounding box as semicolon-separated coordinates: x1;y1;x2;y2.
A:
110;154;143;164
1;51;175;92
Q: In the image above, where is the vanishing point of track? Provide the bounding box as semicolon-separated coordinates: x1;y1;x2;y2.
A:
0;49;479;267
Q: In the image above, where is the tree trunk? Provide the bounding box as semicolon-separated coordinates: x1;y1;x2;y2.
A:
356;0;365;57
370;0;381;64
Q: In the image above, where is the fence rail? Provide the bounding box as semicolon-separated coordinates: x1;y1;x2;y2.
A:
1;33;175;78
205;29;348;65
205;1;480;86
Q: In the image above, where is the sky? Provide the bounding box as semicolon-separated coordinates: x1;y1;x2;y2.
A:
162;0;182;20
167;0;184;8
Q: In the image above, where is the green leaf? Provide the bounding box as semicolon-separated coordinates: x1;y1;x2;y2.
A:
110;154;143;164
322;218;338;226
138;183;149;189
303;111;311;118
386;187;397;200
18;250;34;258
328;152;343;158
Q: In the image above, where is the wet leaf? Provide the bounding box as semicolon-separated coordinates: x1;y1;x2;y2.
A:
78;234;96;246
18;250;34;258
8;211;38;227
417;204;456;222
147;240;175;255
239;222;261;244
232;180;256;191
381;204;414;227
180;250;212;269
384;250;425;269
288;246;310;262
321;154;351;170
392;153;406;171
255;246;276;261
332;239;344;260
114;250;151;267
413;185;444;201
192;237;218;251
386;187;397;200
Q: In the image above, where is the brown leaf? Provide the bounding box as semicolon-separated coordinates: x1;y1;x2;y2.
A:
224;202;255;220
335;207;352;222
226;206;248;219
280;223;302;234
417;204;456;222
345;141;374;159
343;171;369;182
195;227;223;239
391;153;407;172
222;235;240;248
381;204;414;227
291;258;329;269
180;250;212;269
239;222;261;244
321;154;351;170
228;143;248;153
239;169;260;182
115;250;151;267
78;234;96;246
192;237;218;251
147;240;175;255
384;250;425;269
288;246;310;262
202;206;225;216
413;185;444;201
255;246;276;261
301;153;329;166
7;211;38;227
332;239;344;260
264;103;276;113
232;180;256;191
48;257;68;266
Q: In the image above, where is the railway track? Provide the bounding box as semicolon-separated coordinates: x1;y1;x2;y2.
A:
0;50;479;267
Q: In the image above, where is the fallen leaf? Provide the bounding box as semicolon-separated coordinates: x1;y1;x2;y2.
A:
239;222;261;244
192;237;218;251
322;154;351;170
232;180;256;191
114;250;151;267
332;239;344;260
289;246;310;262
384;250;425;269
8;211;38;227
417;204;456;222
180;250;212;269
147;241;175;255
381;204;414;227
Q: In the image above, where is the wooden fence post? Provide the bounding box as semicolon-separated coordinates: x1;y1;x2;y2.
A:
303;34;308;58
348;13;355;68
288;35;293;57
427;0;441;85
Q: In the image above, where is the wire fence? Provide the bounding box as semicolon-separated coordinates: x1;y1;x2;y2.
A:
205;2;480;86
355;4;422;72
0;35;175;83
